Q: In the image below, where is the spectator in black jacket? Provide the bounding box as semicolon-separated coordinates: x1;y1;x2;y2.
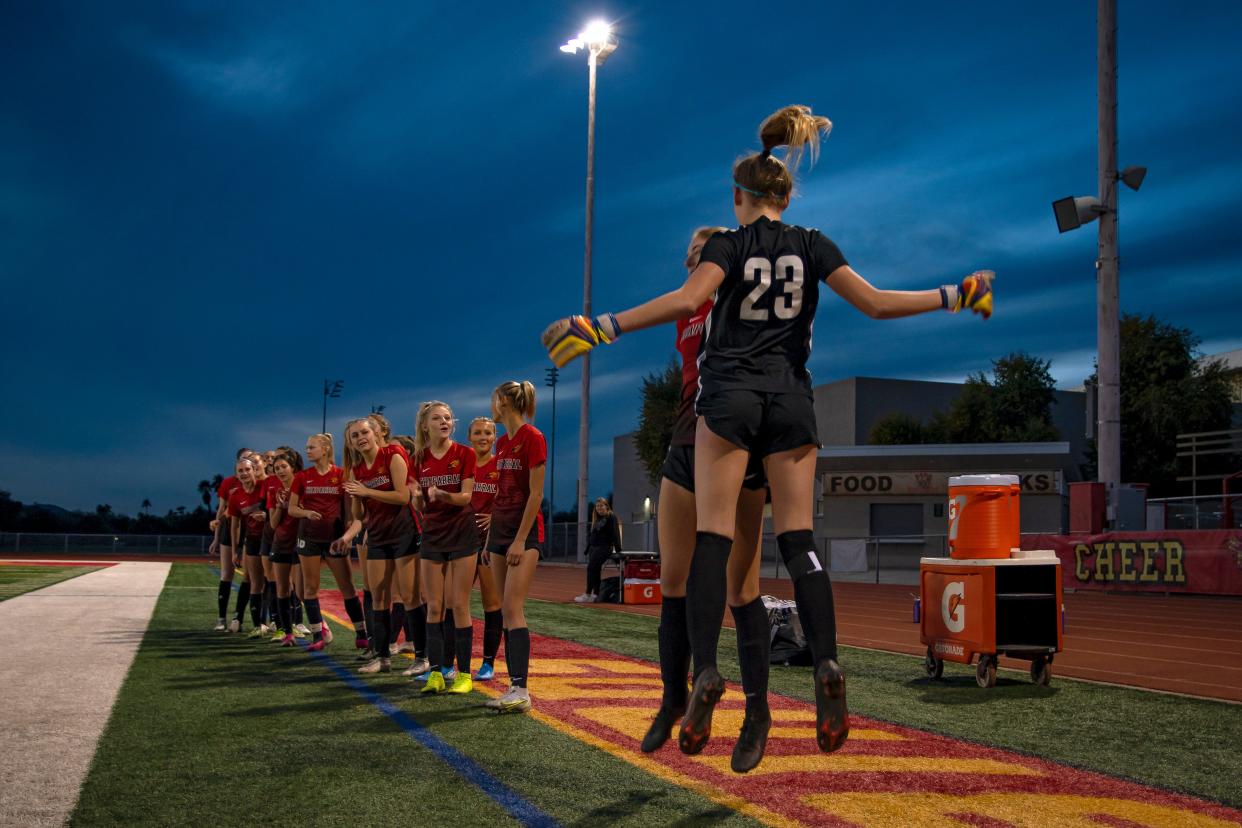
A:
574;498;623;603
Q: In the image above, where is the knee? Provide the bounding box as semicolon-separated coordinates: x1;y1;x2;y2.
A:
727;585;759;607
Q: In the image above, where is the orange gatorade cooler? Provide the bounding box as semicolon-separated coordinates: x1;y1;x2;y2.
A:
947;474;1020;559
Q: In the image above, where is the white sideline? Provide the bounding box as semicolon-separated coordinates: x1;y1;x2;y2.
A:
0;561;171;827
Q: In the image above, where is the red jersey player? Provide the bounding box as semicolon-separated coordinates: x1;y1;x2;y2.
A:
468;416;504;681
228;457;267;633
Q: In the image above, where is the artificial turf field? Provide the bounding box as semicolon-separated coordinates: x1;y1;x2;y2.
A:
0;562;104;601
70;563;1242;826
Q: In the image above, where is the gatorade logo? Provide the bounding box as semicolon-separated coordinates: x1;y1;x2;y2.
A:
642;586;654;599
947;495;967;541
941;581;966;633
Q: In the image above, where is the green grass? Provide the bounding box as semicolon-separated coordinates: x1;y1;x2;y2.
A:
71;564;759;827
0;565;101;601
524;597;1242;808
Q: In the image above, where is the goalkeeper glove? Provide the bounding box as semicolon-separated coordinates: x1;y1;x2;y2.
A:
541;313;621;367
941;270;994;319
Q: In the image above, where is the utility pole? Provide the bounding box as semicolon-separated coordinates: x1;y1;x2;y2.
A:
545;367;559;555
1097;0;1120;525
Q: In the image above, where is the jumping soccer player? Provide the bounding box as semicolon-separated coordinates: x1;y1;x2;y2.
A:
483;381;547;714
543;104;993;759
468;416;504;681
289;433;362;651
411;402;478;695
335;417;415;674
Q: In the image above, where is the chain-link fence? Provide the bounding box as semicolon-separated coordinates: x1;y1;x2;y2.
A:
1149;496;1242;530
0;532;211;557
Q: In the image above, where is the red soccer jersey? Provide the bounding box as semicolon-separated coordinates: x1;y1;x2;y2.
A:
672;299;712;446
259;475;281;541
351;444;414;546
217;475;241;508
267;480;298;551
292;465;345;544
491;423;547;545
227;484;266;540
471;454;499;515
416;441;477;553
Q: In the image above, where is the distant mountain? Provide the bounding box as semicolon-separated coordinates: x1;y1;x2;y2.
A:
26;502;77;517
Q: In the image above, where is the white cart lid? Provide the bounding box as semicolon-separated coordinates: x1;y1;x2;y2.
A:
948;473;1019;487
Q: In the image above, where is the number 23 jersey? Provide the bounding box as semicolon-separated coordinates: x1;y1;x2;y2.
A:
697;216;847;396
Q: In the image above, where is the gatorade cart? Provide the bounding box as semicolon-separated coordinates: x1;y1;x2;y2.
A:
920;475;1063;688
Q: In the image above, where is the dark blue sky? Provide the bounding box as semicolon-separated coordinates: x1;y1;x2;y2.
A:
2;2;1240;515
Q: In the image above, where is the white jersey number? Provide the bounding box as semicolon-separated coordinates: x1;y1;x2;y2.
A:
739;255;805;321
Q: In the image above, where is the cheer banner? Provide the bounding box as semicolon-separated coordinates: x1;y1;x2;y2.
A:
1021;530;1242;596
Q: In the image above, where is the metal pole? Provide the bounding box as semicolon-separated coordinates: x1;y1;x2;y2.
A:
548;376;557;555
1096;0;1120;526
322;379;328;434
577;48;598;564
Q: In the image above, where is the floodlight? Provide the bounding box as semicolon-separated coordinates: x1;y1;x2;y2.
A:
1052;195;1103;233
1119;165;1147;191
581;20;613;48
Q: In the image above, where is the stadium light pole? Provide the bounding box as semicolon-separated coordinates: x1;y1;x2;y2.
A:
1051;0;1144;526
561;21;617;561
322;379;344;433
545;367;559;554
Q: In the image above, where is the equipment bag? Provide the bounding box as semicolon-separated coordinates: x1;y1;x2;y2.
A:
763;595;812;666
598;576;621;604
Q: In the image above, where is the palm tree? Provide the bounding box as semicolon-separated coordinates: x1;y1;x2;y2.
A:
141;499;152;515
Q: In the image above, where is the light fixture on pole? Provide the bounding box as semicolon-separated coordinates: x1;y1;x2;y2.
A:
544;366;559;555
322;379;344;433
561;19;617;563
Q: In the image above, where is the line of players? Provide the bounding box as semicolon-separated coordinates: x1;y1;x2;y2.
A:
208;380;546;714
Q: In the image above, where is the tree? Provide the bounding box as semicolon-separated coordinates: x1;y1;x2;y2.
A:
1085;314;1236;496
633;358;682;485
869;413;934;445
0;490;22;529
197;477;221;509
141;499;152;514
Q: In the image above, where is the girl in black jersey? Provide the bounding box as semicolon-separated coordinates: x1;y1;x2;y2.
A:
543;104;992;765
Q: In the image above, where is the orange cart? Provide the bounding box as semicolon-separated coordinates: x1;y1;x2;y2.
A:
919;551;1063;687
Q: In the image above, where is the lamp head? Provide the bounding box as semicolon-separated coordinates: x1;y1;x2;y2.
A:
1119;165;1147;191
1052;195;1104;233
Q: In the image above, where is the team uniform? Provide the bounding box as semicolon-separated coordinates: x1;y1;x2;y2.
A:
471;455;499;553
216;475;241;546
268;482;299;565
416;442;478;562
486;424;547;557
293;465;346;558
259;475;281;559
351;444;415;559
695;217;847;456
227;485;267;556
661;299;767;493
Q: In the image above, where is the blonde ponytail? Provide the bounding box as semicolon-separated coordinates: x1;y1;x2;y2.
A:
495;380;536;421
734;105;832;206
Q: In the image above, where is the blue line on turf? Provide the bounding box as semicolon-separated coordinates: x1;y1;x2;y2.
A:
308;649;559;827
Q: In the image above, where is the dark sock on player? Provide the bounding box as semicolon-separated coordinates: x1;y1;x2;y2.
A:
278;596;292;635
343;595;365;634
658;595;691;709
291;594;303;625
506;627;531;688
363;590;374;645
455;625;473;675
686;532;731;678
217;581;231;618
778;530;839;664
305;598;323;642
249;593;262;628
426;619;444;670
482;609;503;663
233;580;250;622
263;582;276;625
502;628;511;668
389;602;406;648
410;603;427;657
731;597;771;714
372;608;390;658
442;609;456;667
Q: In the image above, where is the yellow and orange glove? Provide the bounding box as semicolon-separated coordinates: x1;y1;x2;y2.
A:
541;313;621;367
942;270;994;319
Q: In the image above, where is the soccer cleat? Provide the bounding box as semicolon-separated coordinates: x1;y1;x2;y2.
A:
246;626;267;639
354;636;369;650
402;657;432;678
678;667;726;755
227;619;241;633
447;673;474;695
358;657;391;675
294;624;311;638
356;647;377;661
271;629;286;642
730;707;772;773
486;686;531;713
278;634;296;648
813;659;850;753
421;670;446;694
321;624;334;645
640;705;685;753
442;667;458;682
306;639;326;653
474;662;496;681
393;641;415;656
213;619;227;632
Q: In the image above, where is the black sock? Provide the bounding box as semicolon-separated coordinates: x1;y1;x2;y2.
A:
291;594;303;625
778;530;839;664
506;627;531;688
343;595;365;635
686;532;731;679
217;581;231;618
389;603;406;648
482;609;503;664
502;628;511;669
263;582;277;625
372;608;390;658
455;625;473;675
363;590;374;646
731;597;771;715
410;603;428;658
249;593;263;628
306;598;323;642
442;609;456;666
658;596;691;709
278;596;292;635
233;580;250;622
426;619;444;669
